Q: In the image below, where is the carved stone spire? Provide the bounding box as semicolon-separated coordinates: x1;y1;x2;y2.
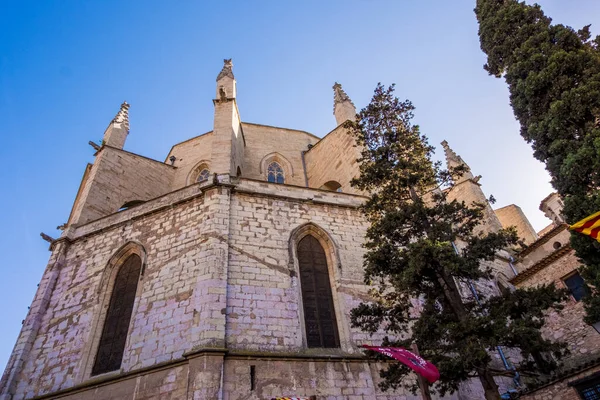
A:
211;59;243;180
112;101;130;130
333;82;356;126
216;59;234;81
216;59;236;99
441;140;474;182
102;101;130;149
441;140;503;234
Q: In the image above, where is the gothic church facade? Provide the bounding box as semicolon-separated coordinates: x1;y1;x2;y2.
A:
0;60;586;400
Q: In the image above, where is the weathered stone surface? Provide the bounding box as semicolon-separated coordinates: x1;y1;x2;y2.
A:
4;61;585;400
494;204;538;245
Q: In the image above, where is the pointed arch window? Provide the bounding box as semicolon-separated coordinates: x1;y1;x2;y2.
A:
297;235;340;348
196;168;210;183
91;254;142;375
267;162;285;184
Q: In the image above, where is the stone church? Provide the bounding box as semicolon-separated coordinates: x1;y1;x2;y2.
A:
1;60;598;400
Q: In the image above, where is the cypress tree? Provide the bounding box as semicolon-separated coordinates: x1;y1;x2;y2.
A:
475;0;600;324
348;84;568;399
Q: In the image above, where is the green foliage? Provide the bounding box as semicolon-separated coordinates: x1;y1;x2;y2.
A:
475;0;600;324
348;84;568;398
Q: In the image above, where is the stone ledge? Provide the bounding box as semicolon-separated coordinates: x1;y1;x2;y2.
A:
59;178;367;244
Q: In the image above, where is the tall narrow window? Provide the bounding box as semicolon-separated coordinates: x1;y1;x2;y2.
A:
92;254;142;375
267;162;285;184
297;235;339;348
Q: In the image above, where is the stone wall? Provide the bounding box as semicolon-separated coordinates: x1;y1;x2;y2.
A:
69;147;175;226
520;364;600;400
494;204;538;245
2;180;412;399
241;123;319;187
516;226;570;272
17;353;462;400
225;188;379;353
166;124;319;191
445;178;503;236
165;132;214;189
3;184;229;398
222;357;455;400
304;125;362;195
514;249;600;368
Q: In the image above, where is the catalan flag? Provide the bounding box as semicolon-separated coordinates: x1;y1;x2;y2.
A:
569;211;600;242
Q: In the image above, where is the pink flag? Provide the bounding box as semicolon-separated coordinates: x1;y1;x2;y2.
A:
362;345;440;384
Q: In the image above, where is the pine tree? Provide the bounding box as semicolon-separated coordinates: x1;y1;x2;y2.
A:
475;0;600;323
348;84;568;400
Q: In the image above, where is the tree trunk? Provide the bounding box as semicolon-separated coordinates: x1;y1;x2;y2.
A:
410;186;501;399
479;369;501;400
436;269;469;320
436;270;501;400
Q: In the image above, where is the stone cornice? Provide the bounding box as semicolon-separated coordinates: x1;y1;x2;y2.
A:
62;179;366;244
510;244;572;285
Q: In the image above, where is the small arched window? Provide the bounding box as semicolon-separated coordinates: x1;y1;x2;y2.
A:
118;200;145;212
267;162;285;184
196;168;210;183
92;254;142;375
321;181;342;192
297;235;339;348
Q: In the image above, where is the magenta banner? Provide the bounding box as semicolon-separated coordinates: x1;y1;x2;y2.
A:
362;345;440;384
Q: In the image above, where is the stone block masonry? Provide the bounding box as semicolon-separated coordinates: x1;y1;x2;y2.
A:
69;147;175;226
1;60;535;400
3;179;443;399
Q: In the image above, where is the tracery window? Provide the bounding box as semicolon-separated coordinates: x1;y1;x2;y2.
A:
297;235;340;348
267;162;284;184
196;168;210;183
91;254;142;375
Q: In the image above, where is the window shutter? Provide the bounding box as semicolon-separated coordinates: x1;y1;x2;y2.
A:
564;272;588;301
298;235;340;348
92;254;142;375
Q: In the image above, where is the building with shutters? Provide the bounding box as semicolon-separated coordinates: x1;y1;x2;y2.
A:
506;193;600;400
1;59;596;400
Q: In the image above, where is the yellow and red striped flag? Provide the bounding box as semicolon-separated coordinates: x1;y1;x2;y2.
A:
569;211;600;242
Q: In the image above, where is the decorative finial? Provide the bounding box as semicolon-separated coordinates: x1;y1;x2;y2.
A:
332;82;355;115
441;140;474;181
111;101;130;132
217;58;234;81
441;140;461;165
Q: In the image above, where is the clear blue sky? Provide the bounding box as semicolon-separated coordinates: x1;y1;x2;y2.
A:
1;0;599;372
